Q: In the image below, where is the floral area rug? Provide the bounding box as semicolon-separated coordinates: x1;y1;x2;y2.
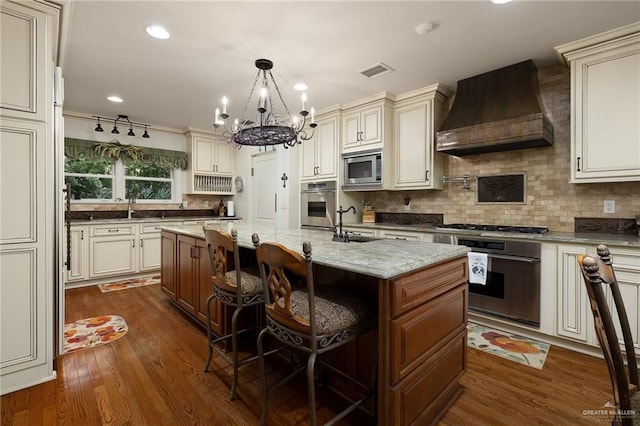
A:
467;323;550;369
97;275;160;293
63;315;128;354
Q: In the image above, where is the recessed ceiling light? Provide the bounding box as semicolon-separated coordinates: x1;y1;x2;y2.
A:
415;23;433;36
146;25;170;40
492;0;512;4
107;96;123;103
294;83;308;91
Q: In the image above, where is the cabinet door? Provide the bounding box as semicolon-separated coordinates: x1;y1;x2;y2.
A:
360;105;382;146
606;249;640;350
395;103;429;187
139;233;161;271
213;139;234;176
342;111;361;150
177;235;197;315
0;2;47;121
300;135;318;180
89;235;137;278
556;244;593;343
316;117;338;178
193;136;215;174
161;231;177;301
65;225;88;282
195;239;223;333
569;36;640;182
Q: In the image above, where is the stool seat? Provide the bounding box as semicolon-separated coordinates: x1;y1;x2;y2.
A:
225;270;263;295
288;287;373;336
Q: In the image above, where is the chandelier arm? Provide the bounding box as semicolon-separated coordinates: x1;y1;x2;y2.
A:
237;70;262;129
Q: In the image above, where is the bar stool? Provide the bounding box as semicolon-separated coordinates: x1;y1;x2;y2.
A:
253;236;376;426
202;227;264;400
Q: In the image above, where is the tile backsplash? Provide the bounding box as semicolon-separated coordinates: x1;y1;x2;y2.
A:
366;64;640;232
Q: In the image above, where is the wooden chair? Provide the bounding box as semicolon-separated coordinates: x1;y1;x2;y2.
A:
253;236;376;426
578;244;640;425
202;227;264;400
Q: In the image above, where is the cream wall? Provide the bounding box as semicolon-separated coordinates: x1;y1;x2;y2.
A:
365;64;640;233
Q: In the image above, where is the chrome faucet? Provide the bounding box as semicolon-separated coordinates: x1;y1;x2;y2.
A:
127;198;136;219
332;205;356;242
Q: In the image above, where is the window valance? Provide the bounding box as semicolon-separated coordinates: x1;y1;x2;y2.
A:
64;138;188;170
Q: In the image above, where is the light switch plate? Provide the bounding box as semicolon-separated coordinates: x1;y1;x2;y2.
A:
604;200;615;214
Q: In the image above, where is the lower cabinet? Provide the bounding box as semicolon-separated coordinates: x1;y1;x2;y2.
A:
64;225;89;282
89;224;137;278
556;244;640;350
165;232;223;333
378;229;423;242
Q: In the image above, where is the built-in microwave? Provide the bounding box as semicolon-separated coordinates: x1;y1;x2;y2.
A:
342;149;382;190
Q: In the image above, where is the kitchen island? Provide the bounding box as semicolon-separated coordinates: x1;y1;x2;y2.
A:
160;223;469;425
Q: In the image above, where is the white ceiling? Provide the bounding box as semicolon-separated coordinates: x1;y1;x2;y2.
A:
61;1;640;132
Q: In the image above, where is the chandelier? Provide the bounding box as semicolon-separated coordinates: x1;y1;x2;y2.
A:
213;59;316;148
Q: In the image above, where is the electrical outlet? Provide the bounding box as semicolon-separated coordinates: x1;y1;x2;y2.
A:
404;202;411;211
182;200;188;208
204;200;209;207
604;200;615;214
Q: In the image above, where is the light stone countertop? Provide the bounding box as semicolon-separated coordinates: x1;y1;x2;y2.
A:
69;216;240;226
344;222;640;248
160;223;470;280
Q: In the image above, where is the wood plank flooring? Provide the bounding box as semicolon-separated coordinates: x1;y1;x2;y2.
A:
2;283;614;425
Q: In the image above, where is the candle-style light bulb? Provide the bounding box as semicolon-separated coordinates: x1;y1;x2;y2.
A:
301;93;307;112
233;118;239;132
215;107;220;123
222;96;228;114
310;107;315;124
292;116;299;128
258;87;267;112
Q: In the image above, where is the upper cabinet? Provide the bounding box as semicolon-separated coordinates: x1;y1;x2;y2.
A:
185;130;235;194
392;84;451;190
341;93;393;154
556;23;640;183
301;107;339;181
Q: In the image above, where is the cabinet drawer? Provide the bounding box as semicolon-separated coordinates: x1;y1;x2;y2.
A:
90;224;136;236
390;256;467;318
390;285;467;384
379;230;421;241
389;329;466;426
140;222;181;234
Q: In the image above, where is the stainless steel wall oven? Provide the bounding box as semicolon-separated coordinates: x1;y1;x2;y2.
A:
300;181;336;229
434;230;543;327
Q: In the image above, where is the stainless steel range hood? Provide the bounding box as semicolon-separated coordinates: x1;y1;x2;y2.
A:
436;60;553;156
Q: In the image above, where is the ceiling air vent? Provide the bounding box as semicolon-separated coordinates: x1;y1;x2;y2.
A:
360;62;394;79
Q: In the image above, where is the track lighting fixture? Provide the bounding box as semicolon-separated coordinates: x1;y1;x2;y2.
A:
93;115;151;139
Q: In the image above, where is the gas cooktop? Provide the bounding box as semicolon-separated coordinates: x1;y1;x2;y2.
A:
436;223;549;234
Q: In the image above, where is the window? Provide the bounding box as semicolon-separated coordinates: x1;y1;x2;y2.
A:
65;156;114;200
65;157;176;202
125;160;172;200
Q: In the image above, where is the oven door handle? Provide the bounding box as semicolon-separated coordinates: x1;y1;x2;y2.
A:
485;253;540;264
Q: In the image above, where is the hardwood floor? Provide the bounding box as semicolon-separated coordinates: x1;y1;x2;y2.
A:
2;283;614;425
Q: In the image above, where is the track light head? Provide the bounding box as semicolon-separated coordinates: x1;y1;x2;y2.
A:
111;124;119;134
95;123;103;132
127;125;135;137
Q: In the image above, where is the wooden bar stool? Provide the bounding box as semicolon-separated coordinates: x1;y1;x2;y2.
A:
202;227;264;400
578;244;640;425
253;236;376;426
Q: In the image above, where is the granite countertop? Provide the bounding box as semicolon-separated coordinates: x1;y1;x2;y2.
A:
345;222;640;248
160;223;470;280
69;216;240;225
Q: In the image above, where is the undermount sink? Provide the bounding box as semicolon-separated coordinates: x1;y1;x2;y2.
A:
346;235;380;243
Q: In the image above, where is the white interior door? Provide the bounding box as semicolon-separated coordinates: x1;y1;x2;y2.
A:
251;151;277;227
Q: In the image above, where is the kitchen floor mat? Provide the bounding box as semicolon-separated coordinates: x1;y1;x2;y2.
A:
63;315;128;354
467;322;550;369
97;275;161;293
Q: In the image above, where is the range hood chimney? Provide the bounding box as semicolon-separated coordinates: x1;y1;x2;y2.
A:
436;60;553;156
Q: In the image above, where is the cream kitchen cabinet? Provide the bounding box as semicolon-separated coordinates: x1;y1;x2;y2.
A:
341;94;393;154
139;222;181;272
377;229;423;242
393;84;450;190
1;0;60;395
89;224;138;278
556;23;640;183
186;130;235;194
64;225;89;283
342;226;377;238
301;109;339;181
556;243;640;350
